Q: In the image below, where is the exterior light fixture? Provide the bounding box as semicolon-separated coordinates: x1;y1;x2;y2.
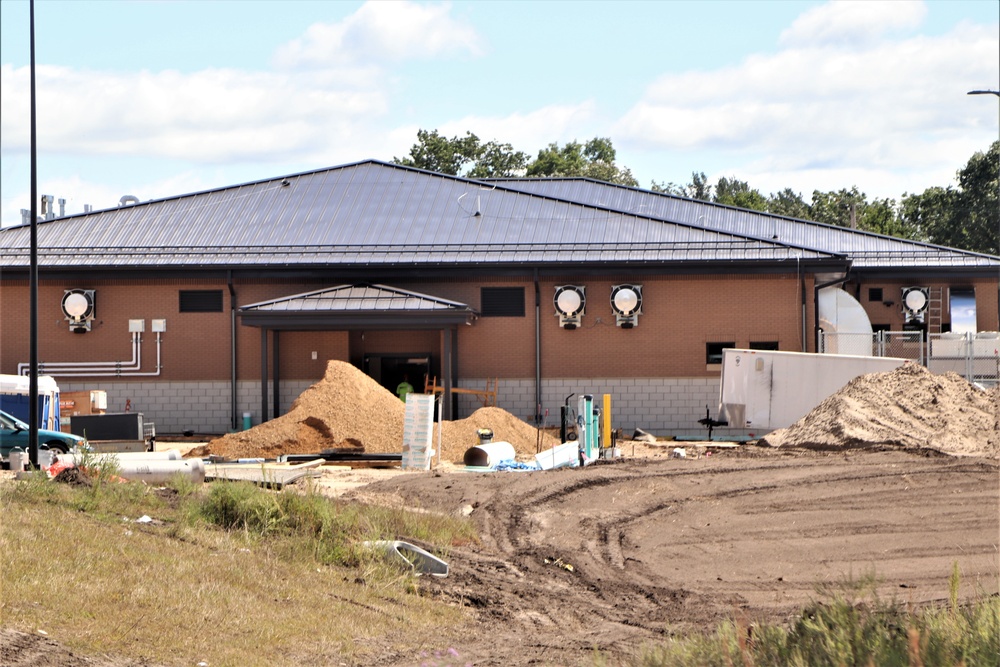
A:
61;289;95;333
554;285;586;329
901;286;928;323
610;284;642;328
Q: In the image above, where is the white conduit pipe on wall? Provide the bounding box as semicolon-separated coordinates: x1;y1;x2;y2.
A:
17;332;163;378
18;333;140;372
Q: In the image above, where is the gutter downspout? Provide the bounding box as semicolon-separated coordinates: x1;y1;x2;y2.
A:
228;272;238;432
534;269;542;423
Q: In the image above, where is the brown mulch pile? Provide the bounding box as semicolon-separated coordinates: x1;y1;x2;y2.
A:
198;361;558;462
761;363;1000;457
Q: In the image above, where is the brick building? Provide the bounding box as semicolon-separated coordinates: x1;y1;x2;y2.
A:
2;160;998;437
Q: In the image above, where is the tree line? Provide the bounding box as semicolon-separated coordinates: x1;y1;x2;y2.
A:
392;130;999;256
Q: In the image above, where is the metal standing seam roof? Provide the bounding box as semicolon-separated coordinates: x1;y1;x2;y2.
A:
488;178;1000;271
0;160;843;270
238;283;478;329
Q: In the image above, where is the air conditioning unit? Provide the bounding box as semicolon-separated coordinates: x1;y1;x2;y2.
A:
610;284;642;328
61;289;96;333
554;285;586;329
901;286;928;323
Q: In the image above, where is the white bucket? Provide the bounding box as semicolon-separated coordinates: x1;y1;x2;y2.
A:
535;442;581;470
38;449;54;470
7;448;26;473
463;441;517;468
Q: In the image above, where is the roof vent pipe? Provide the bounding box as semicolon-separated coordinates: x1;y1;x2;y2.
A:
119;195;139;206
20;209;32;225
58;198;66;217
84;204;92;213
42;194;55;220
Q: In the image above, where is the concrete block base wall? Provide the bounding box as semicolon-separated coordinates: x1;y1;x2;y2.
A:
58;377;740;440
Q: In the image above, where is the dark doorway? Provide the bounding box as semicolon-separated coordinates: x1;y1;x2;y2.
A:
363;354;433;399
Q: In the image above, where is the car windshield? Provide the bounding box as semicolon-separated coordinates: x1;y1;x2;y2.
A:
0;411;30;431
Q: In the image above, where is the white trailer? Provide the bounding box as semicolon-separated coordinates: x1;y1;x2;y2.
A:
718;349;908;433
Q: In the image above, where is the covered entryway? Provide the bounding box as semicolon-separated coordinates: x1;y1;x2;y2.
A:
239;284;478;420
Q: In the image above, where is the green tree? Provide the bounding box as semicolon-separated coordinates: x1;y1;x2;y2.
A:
649;171;711;200
526;137;638;186
393;130;527;178
899;141;999;254
767;188;811;219
714;176;768;211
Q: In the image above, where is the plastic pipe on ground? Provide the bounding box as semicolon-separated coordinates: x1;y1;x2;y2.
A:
116;458;205;484
59;449;182;466
463;441;516;468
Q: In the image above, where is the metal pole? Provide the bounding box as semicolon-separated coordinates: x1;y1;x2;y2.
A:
28;0;39;466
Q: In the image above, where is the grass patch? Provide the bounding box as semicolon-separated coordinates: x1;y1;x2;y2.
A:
0;473;475;666
636;569;1000;667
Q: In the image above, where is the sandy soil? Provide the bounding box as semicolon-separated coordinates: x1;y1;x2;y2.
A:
342;446;999;666
5;362;999;666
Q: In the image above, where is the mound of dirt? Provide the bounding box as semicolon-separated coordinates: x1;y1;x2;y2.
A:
760;364;1000;457
200;361;558;461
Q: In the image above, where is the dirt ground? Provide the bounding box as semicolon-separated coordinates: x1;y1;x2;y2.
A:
5;361;999;665
4;445;999;666
341;446;999;666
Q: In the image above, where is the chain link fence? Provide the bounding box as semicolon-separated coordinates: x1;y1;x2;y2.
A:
819;330;999;387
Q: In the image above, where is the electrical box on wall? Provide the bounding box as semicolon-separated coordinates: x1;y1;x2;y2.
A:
151;319;167;333
129;319;145;333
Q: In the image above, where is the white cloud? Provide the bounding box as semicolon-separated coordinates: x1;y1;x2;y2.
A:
615;9;999;198
273;1;484;69
428;102;600;151
780;0;926;48
0;63;388;163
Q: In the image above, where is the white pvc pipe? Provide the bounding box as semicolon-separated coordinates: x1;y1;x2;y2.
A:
59;449;182;466
18;333;140;375
21;333;163;378
463;441;517;468
116;458;205;484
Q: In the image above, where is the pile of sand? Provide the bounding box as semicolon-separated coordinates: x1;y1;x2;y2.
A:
760;364;1000;458
200;361;558;461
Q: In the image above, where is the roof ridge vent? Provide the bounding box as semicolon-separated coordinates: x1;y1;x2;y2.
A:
119;195;140;206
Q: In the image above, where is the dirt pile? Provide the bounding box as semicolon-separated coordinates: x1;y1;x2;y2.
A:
201;361;558;461
760;363;1000;457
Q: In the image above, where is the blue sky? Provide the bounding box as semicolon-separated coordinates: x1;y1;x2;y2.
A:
1;0;997;227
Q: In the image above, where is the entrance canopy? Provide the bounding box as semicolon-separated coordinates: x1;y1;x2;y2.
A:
239;284;477;421
239;283;478;329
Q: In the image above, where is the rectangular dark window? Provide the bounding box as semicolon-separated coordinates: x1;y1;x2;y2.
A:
481;287;525;317
749;341;779;351
179;290;224;313
706;342;735;365
868;287;883;302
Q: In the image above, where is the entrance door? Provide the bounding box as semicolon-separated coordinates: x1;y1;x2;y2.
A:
363;354;432;399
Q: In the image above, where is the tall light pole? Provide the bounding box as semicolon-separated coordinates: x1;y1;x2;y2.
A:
967;89;1000;252
968;88;1000;601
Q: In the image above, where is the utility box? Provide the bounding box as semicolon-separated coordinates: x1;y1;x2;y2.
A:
69;412;153;452
718;349;908;433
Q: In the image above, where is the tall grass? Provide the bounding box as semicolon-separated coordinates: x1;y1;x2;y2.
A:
1;473;475;666
637;568;999;667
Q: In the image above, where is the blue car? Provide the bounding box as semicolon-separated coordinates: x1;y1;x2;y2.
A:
1;409;86;459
